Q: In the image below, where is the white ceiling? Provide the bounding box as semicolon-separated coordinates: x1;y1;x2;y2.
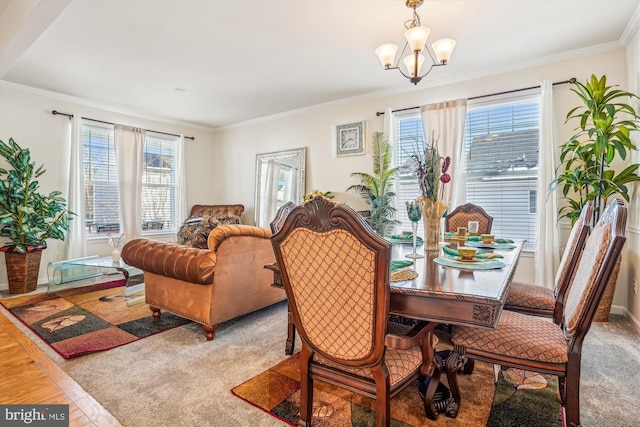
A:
1;0;639;130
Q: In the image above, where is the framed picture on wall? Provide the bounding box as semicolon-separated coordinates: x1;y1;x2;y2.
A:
335;121;365;157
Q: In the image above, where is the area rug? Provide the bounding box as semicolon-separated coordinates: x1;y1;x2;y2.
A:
0;279;191;359
232;352;564;427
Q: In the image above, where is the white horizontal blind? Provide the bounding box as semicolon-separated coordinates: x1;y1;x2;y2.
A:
142;133;177;232
464;94;540;249
82;124;120;235
393;111;425;236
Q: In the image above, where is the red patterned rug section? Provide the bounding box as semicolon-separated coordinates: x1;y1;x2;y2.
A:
1;280;191;358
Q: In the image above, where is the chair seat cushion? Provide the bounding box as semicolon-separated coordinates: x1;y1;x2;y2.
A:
314;322;432;387
451;310;568;364
505;282;554;311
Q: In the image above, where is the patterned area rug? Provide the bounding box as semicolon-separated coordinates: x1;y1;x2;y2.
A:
0;279;191;359
232;352;564;427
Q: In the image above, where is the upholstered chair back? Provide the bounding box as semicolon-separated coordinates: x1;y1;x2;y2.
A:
445;203;493;234
563;199;627;337
271;197;391;365
553;202;593;294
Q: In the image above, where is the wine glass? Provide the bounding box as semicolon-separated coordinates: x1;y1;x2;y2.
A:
405;200;424;259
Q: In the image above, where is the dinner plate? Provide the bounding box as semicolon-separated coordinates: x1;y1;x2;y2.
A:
434;257;505;270
465;241;517;249
455;256;482;263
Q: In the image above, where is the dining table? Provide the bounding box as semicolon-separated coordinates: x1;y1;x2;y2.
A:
265;237;524;421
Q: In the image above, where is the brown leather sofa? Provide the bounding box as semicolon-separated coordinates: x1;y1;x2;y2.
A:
121;222;285;341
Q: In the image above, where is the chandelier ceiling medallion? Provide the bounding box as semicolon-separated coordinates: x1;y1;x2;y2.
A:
375;0;456;85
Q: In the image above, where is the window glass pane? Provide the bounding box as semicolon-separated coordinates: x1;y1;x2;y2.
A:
142;133;177;232
82;124;120;235
464;96;540;249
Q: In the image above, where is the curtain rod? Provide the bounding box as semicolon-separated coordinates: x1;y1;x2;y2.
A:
51;110;195;140
375;78;576;116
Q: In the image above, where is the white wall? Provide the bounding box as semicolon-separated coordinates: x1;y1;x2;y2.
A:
0;84;218;287
211;48;633;310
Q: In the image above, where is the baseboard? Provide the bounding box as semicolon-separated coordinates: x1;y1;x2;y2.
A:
624;308;640;335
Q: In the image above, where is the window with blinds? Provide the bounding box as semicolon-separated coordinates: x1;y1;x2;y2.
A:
82;124;178;236
464;95;540;250
394;111;428;237
393;93;540;250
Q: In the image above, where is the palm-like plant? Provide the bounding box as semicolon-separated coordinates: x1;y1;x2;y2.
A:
549;75;640;225
346;131;400;235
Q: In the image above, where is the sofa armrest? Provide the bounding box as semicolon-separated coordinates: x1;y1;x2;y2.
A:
121;239;216;285
207;224;272;251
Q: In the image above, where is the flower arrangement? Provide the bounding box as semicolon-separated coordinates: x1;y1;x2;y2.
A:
304;190;334;203
405;135;451;202
107;233;125;249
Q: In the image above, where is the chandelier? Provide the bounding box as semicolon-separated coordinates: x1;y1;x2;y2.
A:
375;0;456;85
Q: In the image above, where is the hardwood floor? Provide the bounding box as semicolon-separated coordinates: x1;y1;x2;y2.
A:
0;309;122;427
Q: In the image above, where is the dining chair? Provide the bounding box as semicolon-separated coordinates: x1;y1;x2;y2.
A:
269;201;296;234
504;201;593;324
445;203;493;234
451;199;627;427
271;196;437;427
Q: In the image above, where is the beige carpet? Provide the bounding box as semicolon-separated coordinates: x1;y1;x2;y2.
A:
1;297;639;427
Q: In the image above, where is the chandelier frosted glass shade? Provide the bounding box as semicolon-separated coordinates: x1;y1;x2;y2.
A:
404;26;431;52
374;43;399;68
432;38;457;64
403;53;426;77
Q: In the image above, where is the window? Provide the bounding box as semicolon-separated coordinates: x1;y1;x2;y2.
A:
463;94;540;250
393;93;540;250
394;111;428;237
82;124;178;236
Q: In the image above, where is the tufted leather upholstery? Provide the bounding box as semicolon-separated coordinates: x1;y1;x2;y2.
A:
189;204;244;218
445;203;493;234
505;202;592;323
451;199;627;427
122;223;285;341
271;196;435;427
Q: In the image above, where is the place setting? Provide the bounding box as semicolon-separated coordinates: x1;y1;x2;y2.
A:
434;245;506;270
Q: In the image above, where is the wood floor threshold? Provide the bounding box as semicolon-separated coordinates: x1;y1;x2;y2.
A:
0;309;122;427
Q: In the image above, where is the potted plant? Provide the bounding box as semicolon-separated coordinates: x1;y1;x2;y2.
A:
549;75;639;321
347;131;400;236
550;74;640;225
0;138;73;294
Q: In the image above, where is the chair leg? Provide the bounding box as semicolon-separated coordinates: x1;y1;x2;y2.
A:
298;346;314;427
461;358;475;375
564;365;581;427
371;364;391;427
202;324;217;341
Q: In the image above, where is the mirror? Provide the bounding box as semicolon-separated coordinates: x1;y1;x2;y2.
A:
254;147;306;228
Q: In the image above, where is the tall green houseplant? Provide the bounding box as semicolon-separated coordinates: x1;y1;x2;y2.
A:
0;137;72;293
550;75;640;225
347;131;400;236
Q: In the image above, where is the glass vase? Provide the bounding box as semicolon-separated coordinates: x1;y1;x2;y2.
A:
420;197;448;252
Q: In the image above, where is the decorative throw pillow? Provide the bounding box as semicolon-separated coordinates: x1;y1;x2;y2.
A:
176;214;242;248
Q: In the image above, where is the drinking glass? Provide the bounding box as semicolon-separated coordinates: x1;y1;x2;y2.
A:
468;221;479;236
406;200;424;259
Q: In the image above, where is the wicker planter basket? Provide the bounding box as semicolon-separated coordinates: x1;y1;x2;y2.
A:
4;249;43;294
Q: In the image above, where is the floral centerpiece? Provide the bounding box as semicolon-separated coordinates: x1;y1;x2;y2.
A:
303;190;334;203
405;135;451;251
107;233;125;262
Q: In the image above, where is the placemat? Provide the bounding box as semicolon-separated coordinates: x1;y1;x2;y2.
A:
434;257;505;270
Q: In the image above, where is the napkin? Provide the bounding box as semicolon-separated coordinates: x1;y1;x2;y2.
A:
466;236;481;241
391;260;414;270
441;246;503;259
388;234;423;243
495;238;515;243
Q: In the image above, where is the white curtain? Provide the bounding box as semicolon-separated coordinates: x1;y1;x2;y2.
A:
259;160;281;228
534;80;560;287
114;125;145;240
65;116;87;259
174;135;188;227
420;99;468;208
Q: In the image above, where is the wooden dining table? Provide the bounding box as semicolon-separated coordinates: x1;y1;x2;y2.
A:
265;238;524;420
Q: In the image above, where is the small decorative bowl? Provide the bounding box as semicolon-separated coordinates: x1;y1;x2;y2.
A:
458;246;477;261
481;234;495;244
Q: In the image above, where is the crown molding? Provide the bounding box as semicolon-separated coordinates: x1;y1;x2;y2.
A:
620;3;640;46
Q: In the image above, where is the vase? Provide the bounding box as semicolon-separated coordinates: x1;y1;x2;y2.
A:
111;248;121;263
420;198;448;252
